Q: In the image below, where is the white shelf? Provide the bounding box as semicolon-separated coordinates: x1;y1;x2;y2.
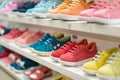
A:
0;60;25;80
0;15;120;38
0;38;100;80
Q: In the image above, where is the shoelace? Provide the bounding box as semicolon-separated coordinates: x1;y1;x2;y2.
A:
68;45;78;53
92;51;103;61
56;0;70;8
90;0;108;9
67;0;81;9
61;42;74;50
107;53;120;64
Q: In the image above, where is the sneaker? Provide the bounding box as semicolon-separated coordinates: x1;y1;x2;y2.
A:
50;39;88;62
16;32;43;47
28;33;64;50
97;51;120;80
2;28;27;41
10;58;39;73
58;0;94;20
29;66;52;80
0;1;8;9
79;0;111;21
48;0;72;19
93;0;120;24
82;47;118;75
32;0;63;18
59;42;98;66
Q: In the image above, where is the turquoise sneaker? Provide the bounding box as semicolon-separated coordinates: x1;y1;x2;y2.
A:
26;0;48;15
0;1;8;9
32;0;63;18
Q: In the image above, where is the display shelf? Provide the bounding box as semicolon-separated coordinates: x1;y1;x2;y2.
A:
0;60;25;80
0;14;120;38
0;38;100;80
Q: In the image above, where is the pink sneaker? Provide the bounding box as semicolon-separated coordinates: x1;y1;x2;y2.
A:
3;28;27;41
16;31;43;47
1;52;21;65
59;42;98;66
79;0;111;21
50;39;88;62
1;1;21;13
93;0;120;24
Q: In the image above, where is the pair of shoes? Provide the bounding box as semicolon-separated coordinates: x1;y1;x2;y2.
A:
10;57;39;73
56;0;94;20
14;31;44;47
31;0;63;18
24;66;52;80
82;47;118;77
51;39;98;66
32;33;71;56
1;52;21;65
80;0;120;24
2;28;27;41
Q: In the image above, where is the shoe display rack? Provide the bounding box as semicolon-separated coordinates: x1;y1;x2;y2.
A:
0;13;119;80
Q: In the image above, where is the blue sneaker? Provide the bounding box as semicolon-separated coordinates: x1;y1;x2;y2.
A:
33;36;71;56
10;58;39;73
0;1;8;9
26;0;49;15
29;33;51;50
33;36;57;55
32;0;63;18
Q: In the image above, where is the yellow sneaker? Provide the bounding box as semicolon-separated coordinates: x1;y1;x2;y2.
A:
97;51;120;80
82;47;118;75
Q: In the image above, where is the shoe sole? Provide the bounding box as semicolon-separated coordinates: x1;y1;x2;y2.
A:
47;14;58;20
50;55;59;62
59;58;91;67
79;16;94;22
81;67;97;75
96;73;120;80
15;42;28;48
93;17;120;24
32;12;48;18
33;49;53;56
57;14;80;21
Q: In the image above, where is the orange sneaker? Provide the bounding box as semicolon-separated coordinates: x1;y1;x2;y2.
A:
48;0;72;19
58;0;94;20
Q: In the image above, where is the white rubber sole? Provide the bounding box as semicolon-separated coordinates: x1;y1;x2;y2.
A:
59;58;91;67
57;14;80;21
79;16;94;22
47;14;58;19
50;55;59;62
0;11;8;16
94;17;120;24
15;42;29;48
81;67;97;75
33;49;53;56
97;73;120;80
32;12;48;18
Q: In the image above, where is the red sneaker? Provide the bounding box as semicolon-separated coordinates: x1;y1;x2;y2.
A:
59;42;98;66
50;39;88;62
